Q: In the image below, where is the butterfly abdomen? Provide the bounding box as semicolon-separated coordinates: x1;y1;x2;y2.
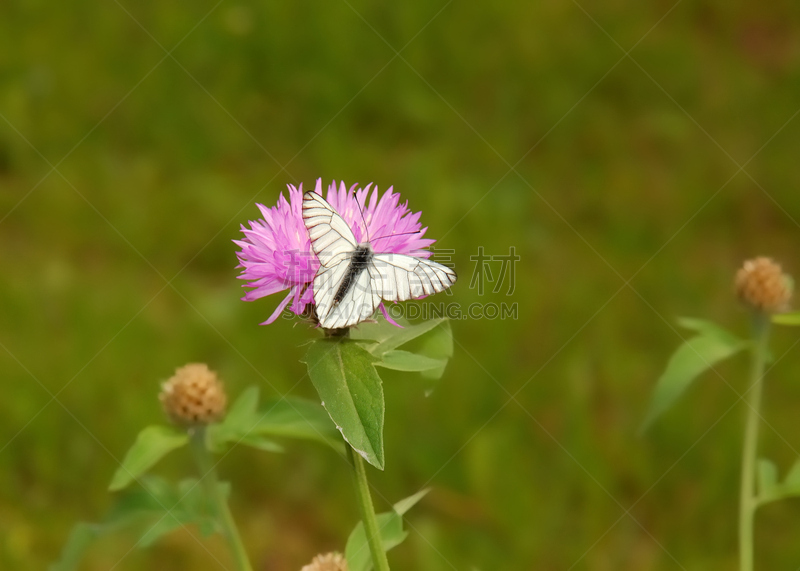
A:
332;244;373;306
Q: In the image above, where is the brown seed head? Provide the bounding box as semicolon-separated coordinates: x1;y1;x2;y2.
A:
300;552;348;571
734;257;792;313
159;363;227;426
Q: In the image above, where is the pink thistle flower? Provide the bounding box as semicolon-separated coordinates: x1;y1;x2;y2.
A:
234;183;317;324
235;179;436;325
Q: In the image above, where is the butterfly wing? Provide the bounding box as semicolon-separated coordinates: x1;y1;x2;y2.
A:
326;252;457;328
370;253;457;302
302;191;358;267
302;192;378;328
312;257;352;326
302;191;457;328
320;263;382;329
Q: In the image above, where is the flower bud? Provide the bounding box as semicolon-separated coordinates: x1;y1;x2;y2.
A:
734;257;792;313
300;552;348;571
159;363;227;426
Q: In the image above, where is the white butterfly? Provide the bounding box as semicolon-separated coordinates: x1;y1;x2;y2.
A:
302;191;457;329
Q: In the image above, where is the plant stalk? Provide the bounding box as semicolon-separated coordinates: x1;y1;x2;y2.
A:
347;443;391;571
739;313;770;571
190;427;253;571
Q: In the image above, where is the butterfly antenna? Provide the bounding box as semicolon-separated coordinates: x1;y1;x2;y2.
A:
355;191;370;242
371;230;421;245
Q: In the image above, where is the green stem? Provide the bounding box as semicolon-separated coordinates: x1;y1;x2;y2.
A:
739;313;770;571
347;444;391;571
190;427;253;571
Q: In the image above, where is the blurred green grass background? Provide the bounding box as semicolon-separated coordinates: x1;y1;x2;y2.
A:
3;1;800;569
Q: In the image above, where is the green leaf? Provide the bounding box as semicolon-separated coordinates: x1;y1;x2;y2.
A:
208;386;267;453
393;488;430;515
758;458;779;501
772;312;800;326
346;512;406;571
360;319;453;385
254;396;342;450
784;459;800;491
641;329;746;431
302;339;385;470
109;476;175;517
207;422;284;455
110;476;212;546
208;387;338;453
677;318;743;346
375;350;446;372
137;513;187;547
366;318;449;356
344;490;429;571
225;386;260;430
141;476;219;536
49;523;103;571
416;320;453;382
136;477;224;546
355;318;454;389
757;458;800;506
236;434;285;453
109;426;189;491
52;476;223;570
351;317;409;344
775;461;800;500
